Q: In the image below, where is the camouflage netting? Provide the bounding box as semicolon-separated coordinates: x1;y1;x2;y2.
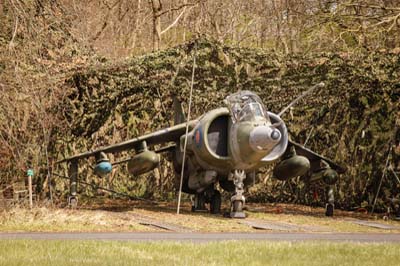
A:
54;39;399;211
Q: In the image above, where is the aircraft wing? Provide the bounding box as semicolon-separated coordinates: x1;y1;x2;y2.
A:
288;140;346;174
57;120;197;163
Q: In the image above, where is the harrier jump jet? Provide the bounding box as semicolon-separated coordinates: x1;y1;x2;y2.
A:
58;83;345;218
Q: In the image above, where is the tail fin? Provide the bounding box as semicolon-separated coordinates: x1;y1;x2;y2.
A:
173;96;186;125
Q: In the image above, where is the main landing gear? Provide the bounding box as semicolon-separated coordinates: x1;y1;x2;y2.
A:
191;189;222;214
190;169;247;218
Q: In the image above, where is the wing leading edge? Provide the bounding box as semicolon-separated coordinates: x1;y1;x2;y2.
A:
57;120;197;163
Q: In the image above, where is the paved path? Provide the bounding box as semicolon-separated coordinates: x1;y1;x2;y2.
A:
1;232;400;243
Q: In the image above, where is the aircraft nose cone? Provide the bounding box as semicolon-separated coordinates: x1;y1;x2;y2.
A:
249;125;282;151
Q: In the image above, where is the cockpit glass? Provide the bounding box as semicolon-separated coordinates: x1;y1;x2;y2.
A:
225;91;270;123
238;103;263;121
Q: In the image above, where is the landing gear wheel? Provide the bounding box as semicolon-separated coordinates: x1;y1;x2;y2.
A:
325;185;335;217
233;200;243;212
325;203;334;217
210;190;221;214
230;200;246;218
69;196;78;209
191;193;207;212
229;170;246;218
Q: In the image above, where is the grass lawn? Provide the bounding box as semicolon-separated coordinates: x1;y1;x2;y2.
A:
0;240;399;266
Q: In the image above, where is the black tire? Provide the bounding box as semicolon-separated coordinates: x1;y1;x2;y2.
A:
69;197;78;209
210;190;221;214
192;193;207;212
325;203;334;217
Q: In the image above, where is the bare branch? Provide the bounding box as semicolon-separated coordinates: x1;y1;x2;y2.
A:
342;3;400;12
160;6;193;35
158;2;197;17
8;16;18;50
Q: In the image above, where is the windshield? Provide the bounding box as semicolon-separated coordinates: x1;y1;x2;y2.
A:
225;91;270;123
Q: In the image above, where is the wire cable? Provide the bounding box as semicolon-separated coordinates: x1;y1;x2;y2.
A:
177;44;197;215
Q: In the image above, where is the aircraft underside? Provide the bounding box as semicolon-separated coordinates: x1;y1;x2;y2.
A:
175;162;337;218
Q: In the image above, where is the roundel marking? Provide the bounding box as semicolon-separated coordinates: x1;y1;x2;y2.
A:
194;128;202;148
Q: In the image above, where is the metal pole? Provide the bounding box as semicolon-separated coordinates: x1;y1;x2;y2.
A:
177;43;197;215
371;146;392;215
28;174;33;209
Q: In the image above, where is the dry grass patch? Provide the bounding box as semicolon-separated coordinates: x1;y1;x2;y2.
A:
0;206;151;232
245;203;400;233
1;201;400;233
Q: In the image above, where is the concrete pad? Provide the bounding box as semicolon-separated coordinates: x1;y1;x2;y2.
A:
346;219;400;230
131;213;194;232
240;220;300;231
138;220;194;232
240;219;331;232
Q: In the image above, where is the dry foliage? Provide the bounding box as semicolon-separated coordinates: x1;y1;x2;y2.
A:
0;0;399;211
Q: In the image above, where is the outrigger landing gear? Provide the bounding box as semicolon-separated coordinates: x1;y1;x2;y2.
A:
68;160;78;209
325;185;334;217
230;170;246;218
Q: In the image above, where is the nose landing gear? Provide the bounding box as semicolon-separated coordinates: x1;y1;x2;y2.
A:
230;170;246;218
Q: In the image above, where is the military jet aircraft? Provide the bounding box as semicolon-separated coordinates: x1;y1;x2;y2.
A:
58;83;345;218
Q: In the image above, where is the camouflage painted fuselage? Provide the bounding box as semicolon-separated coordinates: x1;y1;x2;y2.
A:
174;106;289;193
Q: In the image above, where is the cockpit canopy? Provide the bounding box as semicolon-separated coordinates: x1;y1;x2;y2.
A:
225;91;270;123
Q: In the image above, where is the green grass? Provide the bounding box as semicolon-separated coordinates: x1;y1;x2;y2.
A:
0;240;399;266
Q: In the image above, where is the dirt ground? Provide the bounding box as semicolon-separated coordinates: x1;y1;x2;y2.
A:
2;198;399;233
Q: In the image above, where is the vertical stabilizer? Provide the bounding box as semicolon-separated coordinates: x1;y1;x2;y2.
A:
173;96;186;125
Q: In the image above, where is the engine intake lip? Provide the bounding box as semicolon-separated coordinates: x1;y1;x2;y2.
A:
260;111;288;163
